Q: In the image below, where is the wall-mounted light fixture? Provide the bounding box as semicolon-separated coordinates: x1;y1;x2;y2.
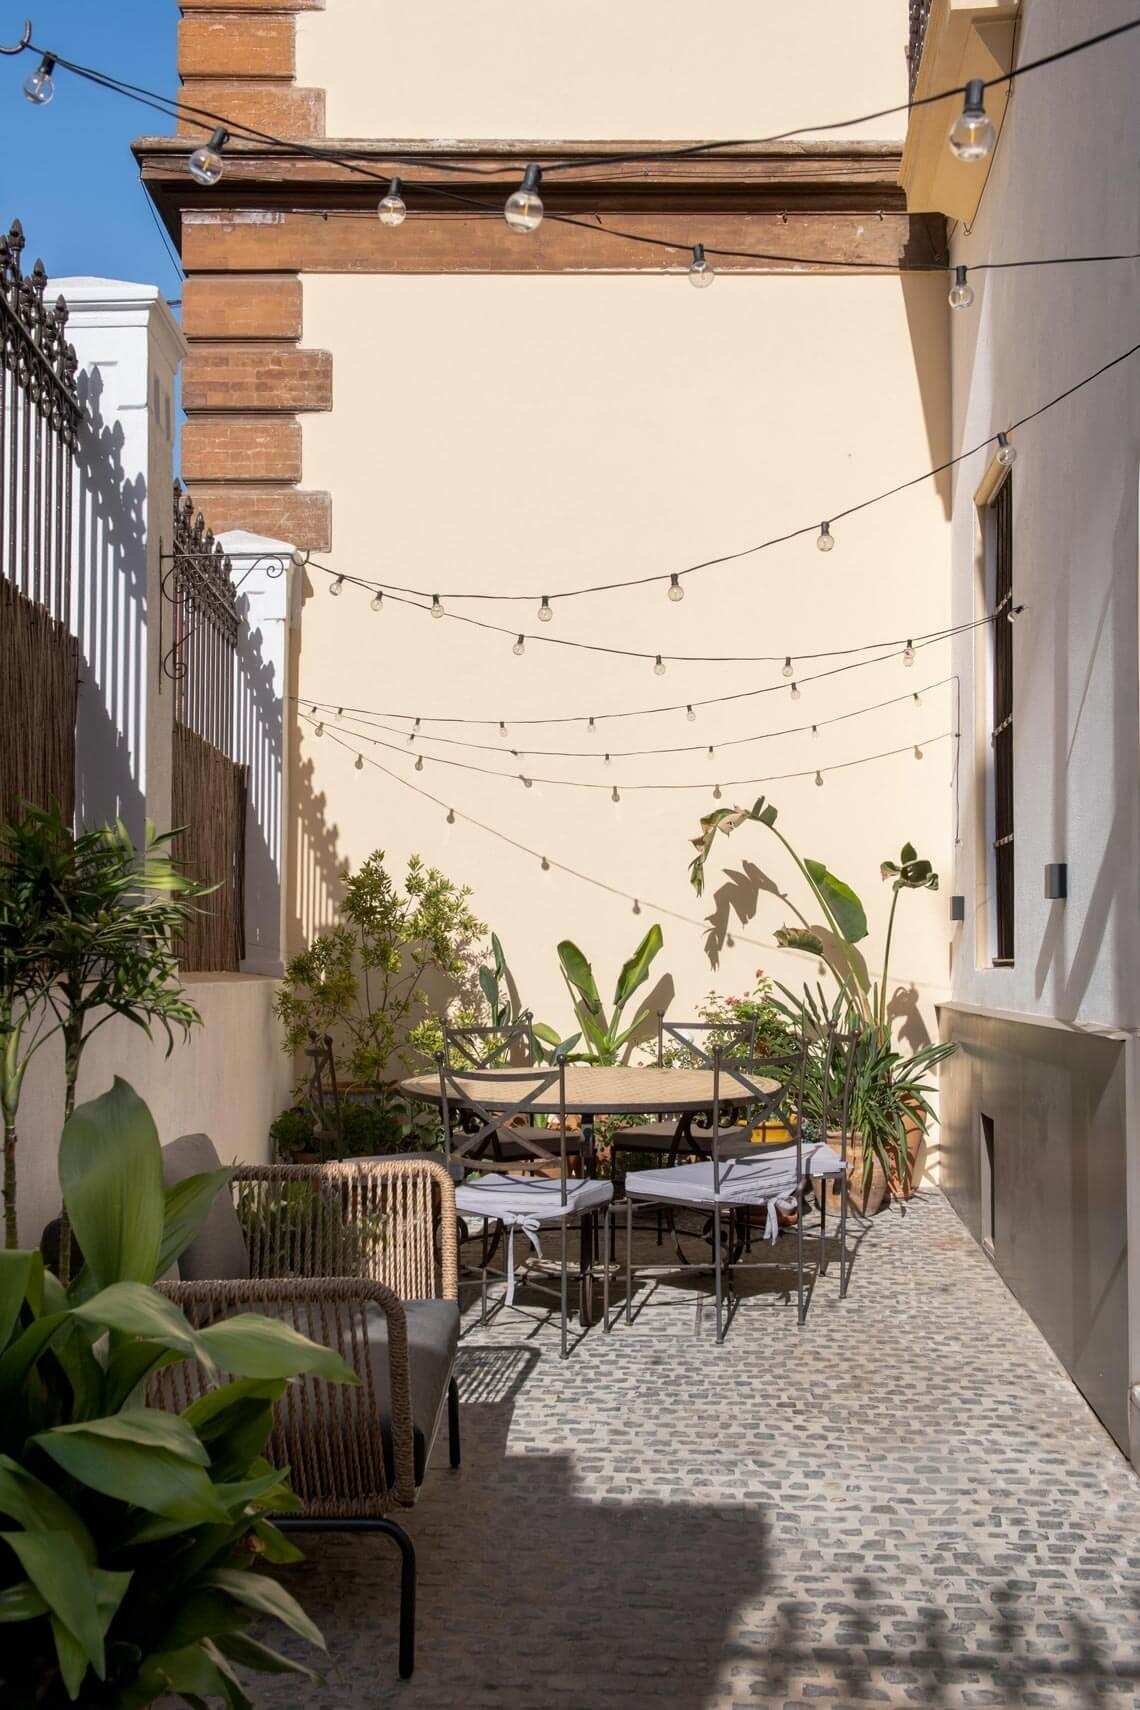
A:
1044;863;1068;900
950;895;966;922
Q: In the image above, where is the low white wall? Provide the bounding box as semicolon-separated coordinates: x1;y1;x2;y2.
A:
12;976;291;1249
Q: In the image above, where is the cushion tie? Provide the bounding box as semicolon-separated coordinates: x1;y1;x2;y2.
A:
501;1213;544;1304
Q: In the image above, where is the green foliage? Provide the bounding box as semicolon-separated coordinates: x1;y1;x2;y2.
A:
537;926;664;1065
0;1077;352;1707
269;1093;430;1164
0;807;207;1253
234;1179;385;1280
275;851;485;1094
652;973;794;1065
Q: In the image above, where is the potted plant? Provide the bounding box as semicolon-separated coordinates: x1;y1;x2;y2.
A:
533;925;663;1065
0;1077;352;1706
689;800;954;1206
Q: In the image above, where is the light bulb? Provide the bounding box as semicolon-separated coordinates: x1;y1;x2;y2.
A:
782;656;794;679
611;785;620;803
604;752;612;765
588;716;596;732
369;591;384;613
1007;603;1023;624
330;576;344;596
505;165;544;233
499;721;508;737
541;855;550;871
188;127;228;187
355;754;364;771
654;655;666;676
290;548;307;569
713;783;722;799
336;707;344;718
948;80;995;162
22;55;56;105
513;634;525;655
378;177;406;227
668;574;684;602
415;755;424;771
816;521;834;553
811;724;819;738
815;770;824;787
686;705;696;722
688;243;714;288
447;809;456;825
996;431;1018;467
707;745;714;758
314;722;324;737
790;681;801;701
431;595;444;619
914;744;924;760
521;776;532;789
310;704;319;715
632;898;641;915
903;640;916;667
948;265;975;310
913;691;922;707
538;595;553;623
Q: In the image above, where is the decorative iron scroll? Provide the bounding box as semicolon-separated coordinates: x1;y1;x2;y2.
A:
163;480;241;753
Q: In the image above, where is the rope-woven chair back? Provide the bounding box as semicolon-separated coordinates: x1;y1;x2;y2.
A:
437;1056;571;1190
152;1278;407;1517
234;1159;457;1301
656;1011;757;1068
711;1040;810;1192
443;1012;535;1069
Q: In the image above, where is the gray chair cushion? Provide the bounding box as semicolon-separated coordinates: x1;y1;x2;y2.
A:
366;1298;459;1485
454;1172;612;1224
161;1133;249;1282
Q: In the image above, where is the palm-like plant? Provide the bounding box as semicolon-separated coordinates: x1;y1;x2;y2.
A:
534;926;663;1064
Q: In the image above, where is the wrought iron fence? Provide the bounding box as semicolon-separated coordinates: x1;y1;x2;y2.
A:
165;481;247;971
907;0;934;95
0;219;81;824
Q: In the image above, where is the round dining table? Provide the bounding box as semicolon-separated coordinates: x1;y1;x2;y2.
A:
399;1063;779;1323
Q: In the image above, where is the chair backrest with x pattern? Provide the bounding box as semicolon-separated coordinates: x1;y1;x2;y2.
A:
656;1011;757;1068
814;1024;862;1165
436;1057;573;1204
443;1012;535;1070
710;1041;810;1193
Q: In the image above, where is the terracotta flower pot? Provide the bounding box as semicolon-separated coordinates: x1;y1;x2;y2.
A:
815;1131;889;1217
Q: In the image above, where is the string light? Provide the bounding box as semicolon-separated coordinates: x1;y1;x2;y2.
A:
415;755;424;771
654;655;666;676
431;595;444;619
948;79;996;161
948;265;975;309
707;745;715;759
632;898;641;915
538;596;553;623
188;126;228;186
903;640;916;666
370;591;384;612
611;785;621;803
668;574;684;602
513;634;525;655
782;656;794;679
505;165;544;232
355;753;364;770
996;431;1018;467
313;721;324;737
913;691;922;706
811;724;819;738
604;752;612;765
688;244;715;288
815;770;824;787
22;54;55;104
686;705;696;722
790;682;801;701
447;808;456;824
914;744;924;759
1008;603;1024;624
521;776;533;789
816;521;835;553
329;575;344;596
588;716;597;732
541;854;550;871
377;177;407;226
713;783;722;799
499;721;508;737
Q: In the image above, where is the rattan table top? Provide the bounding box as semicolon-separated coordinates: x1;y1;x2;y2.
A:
400;1063;777;1117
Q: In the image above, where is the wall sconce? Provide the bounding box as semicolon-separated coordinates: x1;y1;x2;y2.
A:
950;895;966;922
1044;863;1068;900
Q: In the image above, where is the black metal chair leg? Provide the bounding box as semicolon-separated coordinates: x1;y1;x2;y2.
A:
819;1175;828;1275
625;1194;634;1324
447;1375;461;1469
561;1216;569;1359
839;1172;849;1299
713;1205;724;1344
376;1518;416;1679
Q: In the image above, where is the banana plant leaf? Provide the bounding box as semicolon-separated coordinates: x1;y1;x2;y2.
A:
613;924;664;1010
802;860;867;944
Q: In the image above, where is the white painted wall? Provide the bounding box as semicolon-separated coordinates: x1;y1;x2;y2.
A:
947;0;1140;1029
298;0;911;142
295;269;954;1039
13;975;288;1250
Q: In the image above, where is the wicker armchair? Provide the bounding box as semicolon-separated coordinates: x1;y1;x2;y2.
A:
155;1149;459;1680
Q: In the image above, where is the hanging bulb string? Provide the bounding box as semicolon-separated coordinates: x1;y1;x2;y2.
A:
296;676;954;761
299;709;953;794
18;22;1140;277
298;341;1137;609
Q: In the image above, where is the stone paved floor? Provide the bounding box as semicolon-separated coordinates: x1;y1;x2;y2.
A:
260;1188;1140;1708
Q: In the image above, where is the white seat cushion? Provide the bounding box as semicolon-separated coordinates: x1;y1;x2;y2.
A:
455;1172;612;1225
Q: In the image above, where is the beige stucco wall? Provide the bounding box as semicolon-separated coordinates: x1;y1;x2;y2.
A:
292;269;954;1046
13;976;289;1248
297;0;910;143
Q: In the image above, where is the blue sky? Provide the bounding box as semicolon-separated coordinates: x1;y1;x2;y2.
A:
1;4;181;300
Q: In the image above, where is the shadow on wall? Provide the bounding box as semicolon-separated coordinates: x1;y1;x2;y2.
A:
287;743;344;959
900;271;954;518
74;364;147;838
702;858;781;969
232;571;290;971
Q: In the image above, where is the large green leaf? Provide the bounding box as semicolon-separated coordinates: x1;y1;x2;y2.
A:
613;924;664;1012
51;1568;133;1703
72;1281;206;1365
202;1569;326;1651
1;1529;106;1683
58;1079;164;1290
0;1457;96;1562
556;941;604;1020
32;1426;232;1526
215;1630;319;1683
156;1169;234;1280
195;1314;358;1384
45;1408;210;1467
122;1642;236;1709
180;1379;286;1481
0;1249;39;1352
774;926;826;957
803;860;868;944
0;1579;49;1621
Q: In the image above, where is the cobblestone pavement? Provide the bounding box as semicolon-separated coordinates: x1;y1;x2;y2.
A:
260;1188;1140;1708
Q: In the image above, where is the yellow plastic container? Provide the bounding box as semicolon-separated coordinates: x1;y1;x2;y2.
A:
750;1121;793;1145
